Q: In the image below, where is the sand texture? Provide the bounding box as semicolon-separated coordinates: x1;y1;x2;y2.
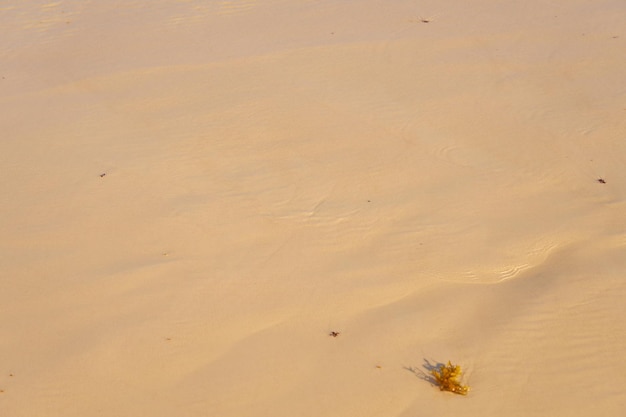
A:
1;1;626;416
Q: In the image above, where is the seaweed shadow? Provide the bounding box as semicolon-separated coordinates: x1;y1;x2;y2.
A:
404;358;445;387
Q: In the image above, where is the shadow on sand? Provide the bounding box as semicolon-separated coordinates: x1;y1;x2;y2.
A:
404;358;446;388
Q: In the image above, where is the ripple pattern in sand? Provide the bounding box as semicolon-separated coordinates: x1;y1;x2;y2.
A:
430;238;561;285
216;0;257;15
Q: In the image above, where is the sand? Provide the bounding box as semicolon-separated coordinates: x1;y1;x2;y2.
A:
1;0;626;416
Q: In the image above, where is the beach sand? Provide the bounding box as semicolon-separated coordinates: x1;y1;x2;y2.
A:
1;1;625;415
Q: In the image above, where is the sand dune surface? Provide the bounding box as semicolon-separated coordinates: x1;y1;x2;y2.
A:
1;1;626;416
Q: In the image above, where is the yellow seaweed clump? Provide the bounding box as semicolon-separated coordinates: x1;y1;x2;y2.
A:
431;361;469;395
